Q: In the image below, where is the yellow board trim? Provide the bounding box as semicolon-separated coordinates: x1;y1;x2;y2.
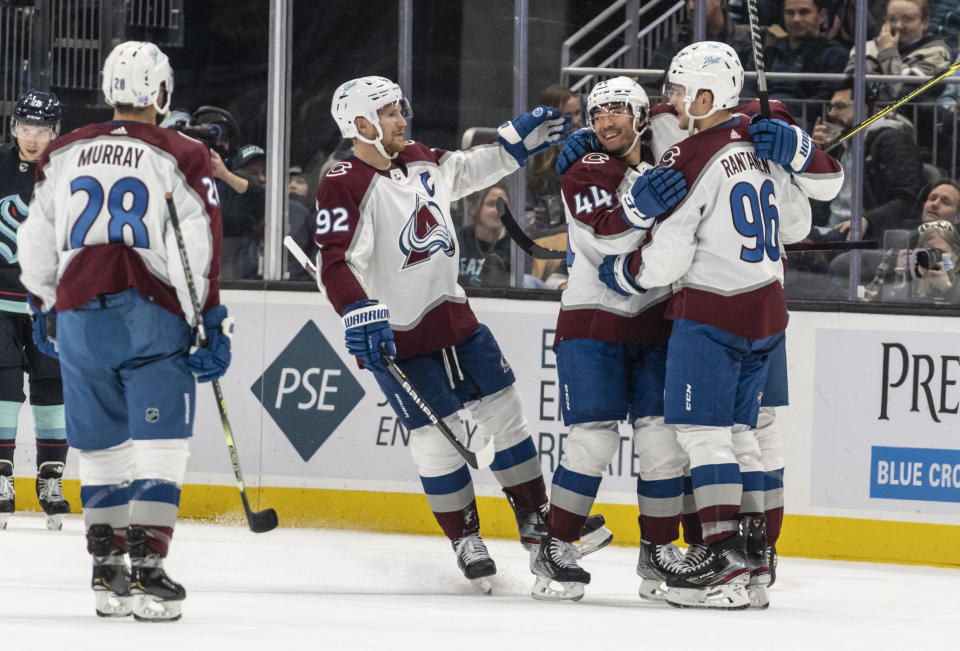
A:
15;480;959;568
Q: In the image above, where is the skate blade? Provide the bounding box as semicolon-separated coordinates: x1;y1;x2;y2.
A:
0;514;8;530
748;584;770;609
531;576;585;602
95;591;133;617
470;576;493;596
45;514;63;531
575;525;613;557
638;577;668;601
132;594;183;622
665;584;750;610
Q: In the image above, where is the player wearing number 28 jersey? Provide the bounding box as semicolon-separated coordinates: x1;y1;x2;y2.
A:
19;40;229;621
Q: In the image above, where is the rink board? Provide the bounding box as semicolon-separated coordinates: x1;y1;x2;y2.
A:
9;290;960;567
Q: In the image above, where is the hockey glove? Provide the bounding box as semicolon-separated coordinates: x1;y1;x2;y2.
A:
555;128;600;175
27;294;58;359
598;253;645;297
620;165;687;230
342;299;395;372
498;105;570;167
748;117;814;174
188;305;234;383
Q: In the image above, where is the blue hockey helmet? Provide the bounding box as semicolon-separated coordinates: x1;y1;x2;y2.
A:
12;89;62;137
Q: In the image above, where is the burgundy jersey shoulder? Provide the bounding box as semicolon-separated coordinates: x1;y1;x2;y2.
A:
657;117;749;182
563;152;629;192
316;155;377;208
399;140;445;165
733;99;796;125
38;122;211;181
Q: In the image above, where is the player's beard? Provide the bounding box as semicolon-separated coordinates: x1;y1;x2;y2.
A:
383;134;406;156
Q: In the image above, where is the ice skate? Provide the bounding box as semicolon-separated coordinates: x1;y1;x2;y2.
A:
87;523;133;617
452;532;496;595
742;515;771;609
503;491;612;555
768;544;778;586
665;535;750;610
636;539;686;600
36;461;71;531
128;526;186;621
530;534;590;601
0;461;14;530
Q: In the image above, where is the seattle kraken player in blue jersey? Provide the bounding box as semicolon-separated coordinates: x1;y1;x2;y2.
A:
0;90;69;531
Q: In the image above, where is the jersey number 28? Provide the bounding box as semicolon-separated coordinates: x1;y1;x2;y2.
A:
730;180;780;263
70;176;149;249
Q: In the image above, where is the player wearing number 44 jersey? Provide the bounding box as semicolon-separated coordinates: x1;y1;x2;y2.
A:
314;76;610;593
19;40;232;622
600;41;842;610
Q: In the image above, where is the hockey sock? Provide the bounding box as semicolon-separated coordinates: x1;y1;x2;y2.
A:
33;404;67;468
637;474;683;544
492;438;548;511
681;474;704;544
129;479;181;557
546;464;600;542
81;482;131;552
420;465;482;539
0;401;20;467
764;467;785;544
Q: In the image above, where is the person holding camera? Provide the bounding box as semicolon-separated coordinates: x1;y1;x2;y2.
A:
901;220;960;301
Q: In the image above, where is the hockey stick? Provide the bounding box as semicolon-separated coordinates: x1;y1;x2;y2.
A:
500;198;876;255
825;59;960;154
498;198;565;260
282;236;495;470
165;193;279;533
746;0;770;119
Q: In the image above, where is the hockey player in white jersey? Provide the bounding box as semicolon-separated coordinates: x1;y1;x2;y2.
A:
530;77;690;602
18;41;231;621
314;76;610;593
599;41;842;609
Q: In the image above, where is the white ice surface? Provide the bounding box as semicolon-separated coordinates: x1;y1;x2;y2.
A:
1;514;957;651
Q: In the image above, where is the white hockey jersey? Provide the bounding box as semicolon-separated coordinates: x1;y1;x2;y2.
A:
314;141;518;358
629;111;843;339
557;148;672;345
19;121;222;320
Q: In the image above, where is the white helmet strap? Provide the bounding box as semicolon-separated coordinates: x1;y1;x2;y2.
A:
354;116;398;160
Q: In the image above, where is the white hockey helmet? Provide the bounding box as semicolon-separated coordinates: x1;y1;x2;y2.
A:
101;41;173;116
331;76;411;137
666;41;743;125
586;76;650;126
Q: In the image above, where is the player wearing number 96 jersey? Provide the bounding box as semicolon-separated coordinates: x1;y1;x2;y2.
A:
18;40;227;621
600;41;842;610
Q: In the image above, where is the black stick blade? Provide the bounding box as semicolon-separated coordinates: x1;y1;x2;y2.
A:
249;508;279;533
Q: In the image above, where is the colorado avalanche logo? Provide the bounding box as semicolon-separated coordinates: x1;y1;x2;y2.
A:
398;195;455;268
0;194;27;264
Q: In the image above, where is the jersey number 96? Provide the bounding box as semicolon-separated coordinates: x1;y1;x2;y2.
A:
730;180;780;263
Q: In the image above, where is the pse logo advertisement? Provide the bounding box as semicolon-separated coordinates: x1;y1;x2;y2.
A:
251;320;364;461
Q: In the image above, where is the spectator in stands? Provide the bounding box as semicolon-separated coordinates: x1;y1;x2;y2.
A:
811;77;926;239
928;0;960;57
726;0;781;27
936;34;960;111
743;0;848;122
527;84;582;230
287;165;316;281
903;220;960;301
651;0;754;75
919;177;960;225
844;0;951;102
825;0;884;49
457;183;512;288
218;144;267;279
